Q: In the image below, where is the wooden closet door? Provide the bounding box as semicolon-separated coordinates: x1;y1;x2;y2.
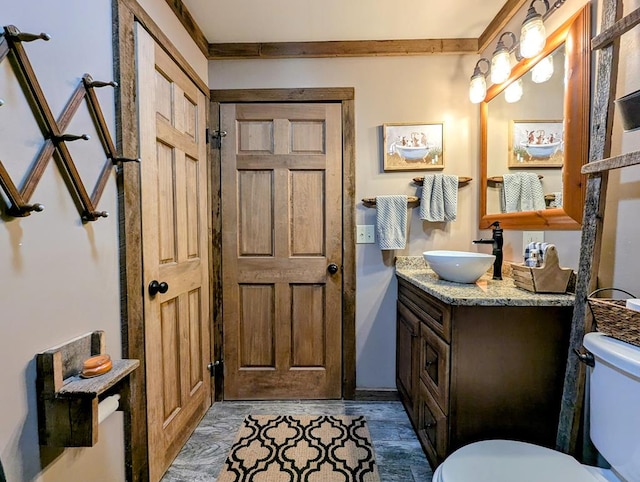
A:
136;25;211;481
221;103;343;399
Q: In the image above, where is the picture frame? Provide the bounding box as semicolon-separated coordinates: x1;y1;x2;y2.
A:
509;120;564;168
383;122;444;171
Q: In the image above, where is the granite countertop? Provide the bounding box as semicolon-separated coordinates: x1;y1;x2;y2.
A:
396;256;575;307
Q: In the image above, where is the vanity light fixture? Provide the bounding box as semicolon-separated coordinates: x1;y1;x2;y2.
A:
504;79;524;103
469;58;490;104
520;0;550;58
531;54;554;83
490;32;517;84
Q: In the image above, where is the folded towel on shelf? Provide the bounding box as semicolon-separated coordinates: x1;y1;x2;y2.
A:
419;174;458;222
501;172;546;213
376;195;408;250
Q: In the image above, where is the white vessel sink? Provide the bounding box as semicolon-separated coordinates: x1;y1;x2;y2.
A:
423;250;496;284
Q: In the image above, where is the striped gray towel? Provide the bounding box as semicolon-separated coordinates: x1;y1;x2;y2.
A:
376;195;408;250
419;174;458;222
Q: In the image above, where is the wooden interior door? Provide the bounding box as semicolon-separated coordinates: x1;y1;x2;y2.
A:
136;25;211;481
221;103;343;400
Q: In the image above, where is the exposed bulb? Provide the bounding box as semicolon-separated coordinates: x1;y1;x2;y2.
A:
531;55;554;83
505;79;523;103
520;16;546;58
491;49;512;84
469;75;487;104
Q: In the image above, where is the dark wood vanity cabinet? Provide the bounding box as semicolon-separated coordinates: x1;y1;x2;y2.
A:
397;277;573;468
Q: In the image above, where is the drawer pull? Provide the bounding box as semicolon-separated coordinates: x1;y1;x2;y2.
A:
425;359;436;367
425;421;437;429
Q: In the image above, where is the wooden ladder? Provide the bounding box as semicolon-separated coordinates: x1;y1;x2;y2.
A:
556;1;640;455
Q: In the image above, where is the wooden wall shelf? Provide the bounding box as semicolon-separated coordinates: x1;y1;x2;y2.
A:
36;331;139;447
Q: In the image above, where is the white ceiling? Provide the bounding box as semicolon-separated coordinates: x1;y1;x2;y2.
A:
181;0;508;43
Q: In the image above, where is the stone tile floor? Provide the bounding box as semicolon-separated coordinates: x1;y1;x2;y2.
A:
161;400;433;482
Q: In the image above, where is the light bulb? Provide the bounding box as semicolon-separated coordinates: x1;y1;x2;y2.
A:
469;74;487;104
520;15;546;58
491;49;512;84
531;55;554;83
504;79;523;103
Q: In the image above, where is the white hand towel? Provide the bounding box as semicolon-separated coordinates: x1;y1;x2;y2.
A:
502;172;546;213
419;174;458;222
502;173;522;213
520;172;546;211
376;195;408;250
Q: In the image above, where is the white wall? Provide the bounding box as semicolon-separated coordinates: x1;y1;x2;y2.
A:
209;55;480;388
0;2;122;481
0;1;207;481
599;0;640;296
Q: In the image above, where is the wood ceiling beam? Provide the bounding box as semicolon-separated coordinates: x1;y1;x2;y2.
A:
163;0;209;56
478;0;529;54
168;0;527;60
208;38;479;59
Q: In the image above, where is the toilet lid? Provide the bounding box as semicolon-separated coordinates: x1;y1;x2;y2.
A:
439;440;597;482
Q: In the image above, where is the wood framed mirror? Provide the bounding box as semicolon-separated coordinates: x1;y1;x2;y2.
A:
479;4;590;230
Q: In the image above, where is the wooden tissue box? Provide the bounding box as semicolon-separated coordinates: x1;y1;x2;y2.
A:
510;244;574;293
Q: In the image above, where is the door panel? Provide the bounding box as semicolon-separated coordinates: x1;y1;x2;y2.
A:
221;102;342;400
136;25;211;482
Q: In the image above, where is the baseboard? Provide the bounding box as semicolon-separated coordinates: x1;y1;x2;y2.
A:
354;389;400;401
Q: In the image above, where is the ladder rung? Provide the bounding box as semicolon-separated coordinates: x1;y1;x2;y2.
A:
591;7;640;50
581;149;640;174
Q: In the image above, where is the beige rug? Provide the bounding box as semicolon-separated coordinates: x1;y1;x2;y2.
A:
217;415;381;482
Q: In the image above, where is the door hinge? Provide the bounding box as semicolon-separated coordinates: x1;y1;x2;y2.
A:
209;129;227;149
208;360;222;377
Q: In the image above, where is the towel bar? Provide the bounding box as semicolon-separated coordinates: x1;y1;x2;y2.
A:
412;176;472;186
488;174;544;184
362;196;420;208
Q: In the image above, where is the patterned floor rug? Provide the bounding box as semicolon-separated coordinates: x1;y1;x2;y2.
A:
216;415;381;482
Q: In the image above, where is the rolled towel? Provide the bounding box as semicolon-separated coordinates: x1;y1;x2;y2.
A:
376;195;408;250
420;174;458;222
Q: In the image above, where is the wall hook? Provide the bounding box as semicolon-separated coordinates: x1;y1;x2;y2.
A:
52;133;90;143
83;77;118;89
82;210;109;222
4;25;51;43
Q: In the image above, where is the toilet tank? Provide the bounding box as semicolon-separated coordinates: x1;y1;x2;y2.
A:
583;332;640;481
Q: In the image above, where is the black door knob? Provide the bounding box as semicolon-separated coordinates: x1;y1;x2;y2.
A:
149;280;169;296
327;263;339;275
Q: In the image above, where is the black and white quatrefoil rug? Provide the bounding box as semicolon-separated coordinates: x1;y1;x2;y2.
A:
216;415;381;482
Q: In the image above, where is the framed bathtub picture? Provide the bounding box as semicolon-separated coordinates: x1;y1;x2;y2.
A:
509;120;564;168
383;122;444;171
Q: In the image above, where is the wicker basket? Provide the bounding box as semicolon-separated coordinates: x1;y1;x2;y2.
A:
588;288;640;348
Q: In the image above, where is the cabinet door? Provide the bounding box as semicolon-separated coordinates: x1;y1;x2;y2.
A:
419;322;450;414
418;380;448;467
397;301;419;422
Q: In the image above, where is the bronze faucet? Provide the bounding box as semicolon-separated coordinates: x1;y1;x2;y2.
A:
473;221;503;280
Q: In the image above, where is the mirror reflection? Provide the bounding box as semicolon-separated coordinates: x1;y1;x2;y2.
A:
479;4;590;231
486;45;565;215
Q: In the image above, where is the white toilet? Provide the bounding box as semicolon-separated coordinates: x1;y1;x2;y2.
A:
433;332;640;482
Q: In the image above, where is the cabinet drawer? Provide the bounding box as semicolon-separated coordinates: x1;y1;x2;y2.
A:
398;278;452;342
417;380;448;467
419;322;450;414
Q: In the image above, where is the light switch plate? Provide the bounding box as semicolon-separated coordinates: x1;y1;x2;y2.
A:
356;225;375;244
523;231;545;254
